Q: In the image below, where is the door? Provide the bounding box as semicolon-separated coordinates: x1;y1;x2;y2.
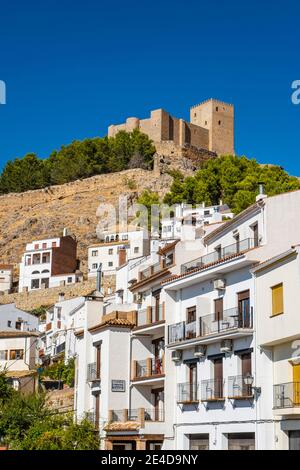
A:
189;363;197;401
214;358;223;398
252;223;259;247
214;298;223;326
241;353;252;396
95;393;100;429
96;345;101;379
293;364;300;405
238;290;250;327
289;431;300;450
152;338;164;374
153;291;161;322
152;388;164;421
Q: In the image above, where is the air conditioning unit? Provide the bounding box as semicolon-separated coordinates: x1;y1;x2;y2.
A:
194;345;207;358
172;350;182;363
220;339;232;353
213;279;226;290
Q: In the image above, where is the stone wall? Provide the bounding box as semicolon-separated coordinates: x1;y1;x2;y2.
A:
0;276;115;311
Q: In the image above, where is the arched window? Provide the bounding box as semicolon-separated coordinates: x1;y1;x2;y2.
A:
42;269;50;274
32;271;40;275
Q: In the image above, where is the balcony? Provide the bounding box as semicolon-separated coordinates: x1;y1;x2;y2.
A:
87;362;101;382
168;321;197;344
177;382;199;404
199;308;253;337
132;358;164;382
136;305;164;329
139;262;162;281
109;407;165;426
273;382;300;413
181;238;256;274
228;375;254;399
201;379;224;401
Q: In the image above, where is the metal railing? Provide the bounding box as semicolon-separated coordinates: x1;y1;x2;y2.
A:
201;379;224;401
228;375;253;398
181;238;256;274
273;382;300;409
111;409;124;422
177;382;199;403
136;308;148;326
140;262;162;280
55;342;65;354
87;362;100;382
168;320;197;344
199;307;253;337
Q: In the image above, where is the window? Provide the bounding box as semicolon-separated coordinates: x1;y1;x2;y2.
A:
216;106;219;111
56;307;62;319
252;223;259;247
187;306;196;323
52;241;57;248
0;350;8;360
92;250;98;257
122;235;128;241
189;434;209;450
7;320;11;328
92;263;98;269
218;120;221;125
134;247;139;254
31;279;40;289
42;243;47;249
9;349;24;360
42;252;50;264
15;321;22;330
34;244;39;250
108;248;113;255
227;433;255;451
108;261;113;267
271;283;284;316
67;277;72;283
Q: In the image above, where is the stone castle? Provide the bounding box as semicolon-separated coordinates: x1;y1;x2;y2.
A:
108;98;234;155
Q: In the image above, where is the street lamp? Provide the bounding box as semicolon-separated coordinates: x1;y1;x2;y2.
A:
243;373;261;397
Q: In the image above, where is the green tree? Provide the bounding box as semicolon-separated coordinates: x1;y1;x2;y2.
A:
164;155;300;213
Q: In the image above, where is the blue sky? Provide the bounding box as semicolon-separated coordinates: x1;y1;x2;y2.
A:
0;0;299;175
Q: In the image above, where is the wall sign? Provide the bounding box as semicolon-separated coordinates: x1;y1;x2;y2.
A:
111;380;126;392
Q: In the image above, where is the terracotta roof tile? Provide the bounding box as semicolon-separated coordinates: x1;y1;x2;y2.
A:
0;330;39;338
104;421;140;432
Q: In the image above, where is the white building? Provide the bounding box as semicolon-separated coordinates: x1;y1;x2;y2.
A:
39;295;85;363
161;203;233;241
19;234;82;293
0;330;39;393
0;264;13;293
0;303;39;332
73;188;300;450
253;247;300;450
88;229;150;278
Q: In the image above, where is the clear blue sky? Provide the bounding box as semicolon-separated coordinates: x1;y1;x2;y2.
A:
0;0;299;174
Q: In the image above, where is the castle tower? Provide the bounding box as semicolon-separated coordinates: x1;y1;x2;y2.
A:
190;99;234;155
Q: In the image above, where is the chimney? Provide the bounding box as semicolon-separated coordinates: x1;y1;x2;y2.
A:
58;292;65;302
256;182;267;202
118;247;127;267
96;263;103;294
63;228;68;237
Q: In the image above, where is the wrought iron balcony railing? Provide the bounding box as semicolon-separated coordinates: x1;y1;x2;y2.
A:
273;382;300;409
228;375;254;399
168;320;197;344
201;379;224;401
181;238;256;274
199;307;253;337
177;382;199;403
87;362;100;382
134;358;164;379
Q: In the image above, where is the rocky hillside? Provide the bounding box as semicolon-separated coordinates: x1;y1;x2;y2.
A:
0;167;173;277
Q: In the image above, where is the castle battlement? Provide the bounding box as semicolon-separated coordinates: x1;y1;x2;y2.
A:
108;99;234;156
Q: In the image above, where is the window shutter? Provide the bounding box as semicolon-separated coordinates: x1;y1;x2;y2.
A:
272;283;283;316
